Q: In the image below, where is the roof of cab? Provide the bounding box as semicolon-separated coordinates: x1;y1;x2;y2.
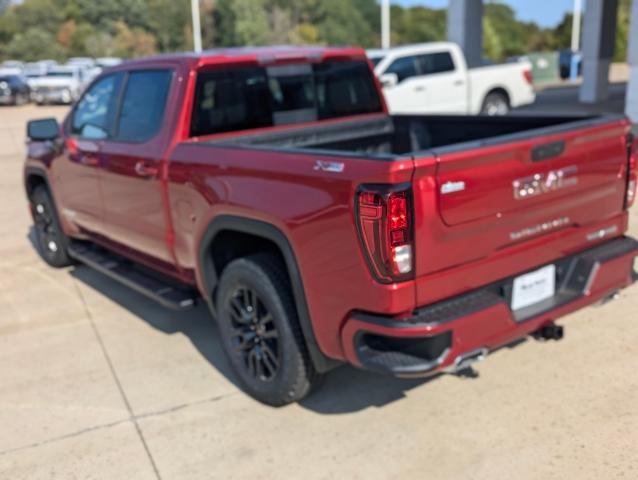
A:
118;45;367;70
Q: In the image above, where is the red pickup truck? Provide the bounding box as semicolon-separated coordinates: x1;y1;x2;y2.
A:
25;46;638;406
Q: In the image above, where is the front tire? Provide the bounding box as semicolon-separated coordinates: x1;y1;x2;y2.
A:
30;185;74;268
481;91;510;116
215;254;320;406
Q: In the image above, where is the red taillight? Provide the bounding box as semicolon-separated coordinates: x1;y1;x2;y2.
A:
356;186;413;283
626;137;637;209
523;69;533;86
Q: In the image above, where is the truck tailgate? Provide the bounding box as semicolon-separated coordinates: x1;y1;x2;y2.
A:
411;116;631;304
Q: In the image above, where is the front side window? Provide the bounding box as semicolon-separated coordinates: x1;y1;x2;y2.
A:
115;70;172;143
385;56;418;83
70;73;122;139
190;60;382;137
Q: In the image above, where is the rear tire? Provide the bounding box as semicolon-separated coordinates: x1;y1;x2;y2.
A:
481;91;510;116
215;254;320;406
30;185;74;268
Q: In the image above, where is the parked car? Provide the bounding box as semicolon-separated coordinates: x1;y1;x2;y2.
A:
368;42;535;115
24;61;57;93
24;46;637;406
96;57;122;68
1;60;24;71
0;74;30;105
31;66;85;105
67;57;96;69
559;49;583;79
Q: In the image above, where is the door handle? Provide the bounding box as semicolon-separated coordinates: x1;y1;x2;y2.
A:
134;161;159;178
79;154;100;167
414;86;426;92
454;80;465;86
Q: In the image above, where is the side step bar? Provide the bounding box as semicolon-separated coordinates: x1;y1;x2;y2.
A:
68;244;196;310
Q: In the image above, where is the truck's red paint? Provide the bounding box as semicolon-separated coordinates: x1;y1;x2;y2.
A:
25;47;638;378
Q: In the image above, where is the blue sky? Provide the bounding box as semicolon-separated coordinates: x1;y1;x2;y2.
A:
394;0;574;28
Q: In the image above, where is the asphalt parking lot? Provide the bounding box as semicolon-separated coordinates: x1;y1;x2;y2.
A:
1;104;637;480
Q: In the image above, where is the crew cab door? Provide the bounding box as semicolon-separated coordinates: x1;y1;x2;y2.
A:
98;68;177;269
55;72;124;235
414;50;468;114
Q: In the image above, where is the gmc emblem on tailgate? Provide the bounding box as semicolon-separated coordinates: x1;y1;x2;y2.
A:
513;165;578;200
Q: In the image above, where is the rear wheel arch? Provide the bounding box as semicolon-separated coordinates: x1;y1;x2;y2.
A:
197;215;337;373
481;87;511;115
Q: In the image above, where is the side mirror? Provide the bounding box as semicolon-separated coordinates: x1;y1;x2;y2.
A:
27;118;60;142
380;73;399;89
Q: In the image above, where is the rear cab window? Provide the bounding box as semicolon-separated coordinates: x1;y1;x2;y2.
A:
190;60;382;137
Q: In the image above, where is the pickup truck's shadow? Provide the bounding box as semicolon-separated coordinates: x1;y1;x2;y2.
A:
62;251;526;415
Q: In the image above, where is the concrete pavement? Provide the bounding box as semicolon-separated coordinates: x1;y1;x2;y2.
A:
1;105;637;479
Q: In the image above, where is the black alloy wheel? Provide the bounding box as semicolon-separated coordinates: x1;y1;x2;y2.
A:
227;285;280;381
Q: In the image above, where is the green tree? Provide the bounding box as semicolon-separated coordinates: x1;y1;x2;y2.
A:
148;0;191;52
6;27;65;61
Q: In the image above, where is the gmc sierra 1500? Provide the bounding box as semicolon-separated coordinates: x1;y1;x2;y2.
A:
24;46;638;406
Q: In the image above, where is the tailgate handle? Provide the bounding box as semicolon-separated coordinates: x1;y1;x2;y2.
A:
532;140;565;162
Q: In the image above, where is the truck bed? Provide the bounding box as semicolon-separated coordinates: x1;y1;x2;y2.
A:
204;113;614;158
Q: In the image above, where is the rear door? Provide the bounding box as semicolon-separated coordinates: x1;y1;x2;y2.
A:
98;68;176;268
411;118;630;293
415;51;468;114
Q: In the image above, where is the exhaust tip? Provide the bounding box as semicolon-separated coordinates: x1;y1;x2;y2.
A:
533;322;564;341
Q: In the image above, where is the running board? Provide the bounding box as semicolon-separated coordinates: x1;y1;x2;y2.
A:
68;244;196;310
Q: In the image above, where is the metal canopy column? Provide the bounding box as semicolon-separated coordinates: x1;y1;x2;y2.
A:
579;0;619;103
447;0;483;68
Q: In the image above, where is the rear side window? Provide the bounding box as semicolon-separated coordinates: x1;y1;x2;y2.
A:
71;73;122;139
115;70;172;142
385;56;418;82
190;60;382;137
418;52;456;75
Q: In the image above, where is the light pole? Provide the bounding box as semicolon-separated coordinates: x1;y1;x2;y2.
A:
381;0;390;49
570;0;582;81
191;0;203;53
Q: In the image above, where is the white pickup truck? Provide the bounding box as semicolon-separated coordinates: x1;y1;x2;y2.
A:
368;42;535;115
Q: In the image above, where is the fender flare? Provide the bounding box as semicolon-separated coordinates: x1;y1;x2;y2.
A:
24;166;51;197
197;215;338;373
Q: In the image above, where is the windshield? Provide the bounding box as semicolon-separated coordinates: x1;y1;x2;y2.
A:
47;71;74;78
369;56;384;67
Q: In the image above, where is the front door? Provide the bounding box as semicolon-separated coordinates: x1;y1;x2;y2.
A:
98;68;176;270
380;55;429;114
55;73;123;235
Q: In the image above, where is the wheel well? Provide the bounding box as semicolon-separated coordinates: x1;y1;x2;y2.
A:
485;87;510;106
209;230;288;297
25;173;47;198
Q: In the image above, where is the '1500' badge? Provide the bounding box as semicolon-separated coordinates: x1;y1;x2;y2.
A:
513;165;578;200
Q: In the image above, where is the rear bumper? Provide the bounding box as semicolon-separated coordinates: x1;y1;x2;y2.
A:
341;236;638;376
